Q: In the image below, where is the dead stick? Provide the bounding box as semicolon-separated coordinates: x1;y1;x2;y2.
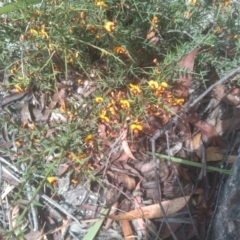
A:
151;138;177;240
189;65;240;108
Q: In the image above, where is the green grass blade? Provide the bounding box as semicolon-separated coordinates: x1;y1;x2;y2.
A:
0;0;42;15
82;208;110;240
148;152;234;175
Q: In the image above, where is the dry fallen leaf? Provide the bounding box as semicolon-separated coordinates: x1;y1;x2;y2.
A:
109;196;190;220
42;88;67;121
186;110;227;148
121;129;137;160
107;171;136;190
174;48;199;97
213;84;240;106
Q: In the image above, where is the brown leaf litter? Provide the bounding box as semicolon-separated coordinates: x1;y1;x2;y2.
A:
2;49;240;240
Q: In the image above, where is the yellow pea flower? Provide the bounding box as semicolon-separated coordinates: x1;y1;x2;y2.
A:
148;80;159;89
120;99;130;109
173;98;185;105
96;1;108;7
71;178;79;184
104;21;115;32
29;28;38;36
189;0;197;4
161;82;168;88
184;11;192;19
129;84;142;95
130;123;143;131
40;29;49;39
95;97;104;103
152;16;158;25
223;0;231;7
47;176;57;184
48;43;54;51
60;101;67;112
100;114;110;122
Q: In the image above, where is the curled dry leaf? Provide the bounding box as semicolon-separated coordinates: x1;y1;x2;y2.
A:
107;171;136;190
174;48;199;97
213;83;240;106
21;103;32;123
42;88;67;121
109;196;190;220
98;123;111;147
121;129;137;160
186;110;227;148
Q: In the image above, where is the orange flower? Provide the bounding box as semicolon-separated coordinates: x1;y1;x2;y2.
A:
114;46;128;54
67;111;76;119
35;10;40;16
78;154;87;160
71;178;79;184
88;25;97;32
84;134;94;143
60;101;67;112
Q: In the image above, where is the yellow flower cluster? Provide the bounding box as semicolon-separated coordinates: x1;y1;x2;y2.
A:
148;80;185;113
28;24;49;39
129;84;142;95
94;80;184;130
